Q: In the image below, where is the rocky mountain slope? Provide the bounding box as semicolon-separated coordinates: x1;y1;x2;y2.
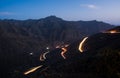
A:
22;26;120;78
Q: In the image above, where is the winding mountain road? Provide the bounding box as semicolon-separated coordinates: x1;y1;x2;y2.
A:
79;37;88;52
24;65;43;75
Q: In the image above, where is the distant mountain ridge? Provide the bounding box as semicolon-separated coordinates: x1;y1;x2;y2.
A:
0;16;114;53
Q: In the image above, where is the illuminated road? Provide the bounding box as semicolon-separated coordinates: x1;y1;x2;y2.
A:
61;48;67;59
79;37;88;52
40;51;49;61
40;54;44;61
103;30;120;34
43;52;49;60
24;65;43;75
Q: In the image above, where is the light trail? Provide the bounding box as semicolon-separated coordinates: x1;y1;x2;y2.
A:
24;65;43;75
56;46;60;48
64;44;69;47
61;47;67;59
40;51;49;61
79;37;88;52
40;54;44;61
43;52;49;60
103;30;120;34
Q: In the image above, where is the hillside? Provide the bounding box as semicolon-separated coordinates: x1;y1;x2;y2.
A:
21;26;120;78
0;16;114;51
0;16;115;78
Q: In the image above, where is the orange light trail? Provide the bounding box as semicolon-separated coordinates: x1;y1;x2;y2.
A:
79;37;88;52
61;47;67;59
103;30;120;34
40;54;44;61
109;30;120;34
24;65;43;75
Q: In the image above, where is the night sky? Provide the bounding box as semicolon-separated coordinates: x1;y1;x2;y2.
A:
0;0;120;25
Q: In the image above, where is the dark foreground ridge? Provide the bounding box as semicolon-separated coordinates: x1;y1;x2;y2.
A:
18;26;120;78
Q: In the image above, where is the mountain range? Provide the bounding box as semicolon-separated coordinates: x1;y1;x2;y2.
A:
0;16;116;78
0;16;114;52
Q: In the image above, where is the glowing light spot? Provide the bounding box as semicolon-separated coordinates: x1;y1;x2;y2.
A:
24;65;43;75
79;37;88;52
46;47;49;50
103;30;120;34
109;30;117;33
29;52;33;55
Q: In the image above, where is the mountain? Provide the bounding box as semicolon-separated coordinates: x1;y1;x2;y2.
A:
0;16;115;78
0;16;114;50
22;26;120;78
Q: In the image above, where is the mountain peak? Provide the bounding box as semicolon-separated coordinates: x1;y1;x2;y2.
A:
43;15;63;21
